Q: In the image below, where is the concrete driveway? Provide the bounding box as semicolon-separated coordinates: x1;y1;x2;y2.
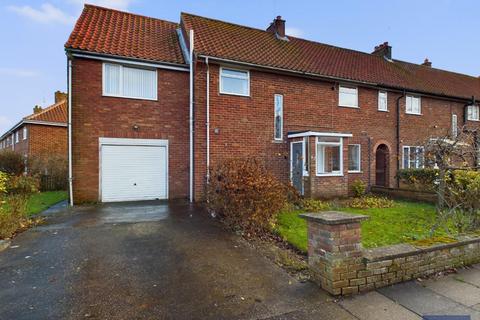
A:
0;201;356;320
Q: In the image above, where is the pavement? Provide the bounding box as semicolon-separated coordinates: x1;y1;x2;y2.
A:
0;200;479;319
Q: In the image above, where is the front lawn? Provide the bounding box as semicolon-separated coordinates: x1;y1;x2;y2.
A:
26;191;68;216
276;200;450;252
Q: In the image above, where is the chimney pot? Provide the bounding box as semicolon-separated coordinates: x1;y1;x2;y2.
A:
372;41;392;60
33;105;43;114
422;58;432;67
266;16;286;40
54;91;67;103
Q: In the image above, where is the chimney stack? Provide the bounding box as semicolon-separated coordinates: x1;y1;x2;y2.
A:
33;105;43;114
267;16;287;40
422;58;432;67
54;91;67;103
372;42;392;60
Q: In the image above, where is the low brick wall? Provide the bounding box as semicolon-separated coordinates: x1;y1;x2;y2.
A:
301;211;480;295
371;186;436;203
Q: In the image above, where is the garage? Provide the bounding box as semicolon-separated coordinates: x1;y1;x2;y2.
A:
99;138;168;202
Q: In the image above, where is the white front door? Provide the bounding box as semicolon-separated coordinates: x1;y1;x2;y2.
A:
100;138;168;202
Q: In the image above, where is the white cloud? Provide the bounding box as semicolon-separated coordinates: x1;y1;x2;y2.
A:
67;0;133;11
0;68;38;78
8;3;75;25
285;27;304;38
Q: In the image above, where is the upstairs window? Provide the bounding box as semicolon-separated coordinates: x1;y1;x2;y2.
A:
339;85;358;108
406;95;421;115
378;91;388;111
348;144;361;172
274;94;283;140
23;127;27;140
467;105;479;121
15;132;19;143
316;137;343;176
219;68;250;96
103;63;157;100
403;146;424;169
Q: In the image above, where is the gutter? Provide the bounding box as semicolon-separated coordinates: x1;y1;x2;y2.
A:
68;58;73;206
396;90;406;188
189;30;194;202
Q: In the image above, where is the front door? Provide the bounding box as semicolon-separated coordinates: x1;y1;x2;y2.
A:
291;142;304;194
375;144;389;187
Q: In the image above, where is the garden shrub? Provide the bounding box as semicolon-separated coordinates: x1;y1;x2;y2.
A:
351;179;366;197
346;195;394;209
302;198;331;212
206;158;297;236
28;154;68;191
0;150;25;175
396;168;439;191
6;175;39;196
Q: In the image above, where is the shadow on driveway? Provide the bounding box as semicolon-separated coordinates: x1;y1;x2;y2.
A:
0;200;354;320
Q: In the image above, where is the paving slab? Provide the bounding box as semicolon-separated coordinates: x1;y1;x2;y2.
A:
378;281;461;315
260;302;356;320
455;268;480;288
431;304;480;320
339;291;421;320
422;275;480;307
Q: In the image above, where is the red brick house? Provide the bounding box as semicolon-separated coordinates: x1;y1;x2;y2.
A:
0;91;68;163
65;5;480;204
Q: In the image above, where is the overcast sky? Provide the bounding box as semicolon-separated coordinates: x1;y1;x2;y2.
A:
0;0;479;133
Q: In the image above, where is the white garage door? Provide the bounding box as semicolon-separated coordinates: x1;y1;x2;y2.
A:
100;138;168;202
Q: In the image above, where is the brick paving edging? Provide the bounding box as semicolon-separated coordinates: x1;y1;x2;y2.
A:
301;211;480;295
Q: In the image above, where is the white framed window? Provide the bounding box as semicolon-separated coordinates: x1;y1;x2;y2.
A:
348;144;361;172
378;91;388;111
339;85;358;108
467;105;479;121
316;137;343;176
103;63;157;100
219;67;250;96
274;94;283;140
406;95;421;115
452;114;458;138
23;127;27;140
15;132;19;143
403;146;424;169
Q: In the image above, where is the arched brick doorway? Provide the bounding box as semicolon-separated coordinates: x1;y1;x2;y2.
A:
375;144;389;187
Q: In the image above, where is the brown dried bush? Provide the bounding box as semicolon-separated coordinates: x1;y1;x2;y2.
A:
206;158;299;236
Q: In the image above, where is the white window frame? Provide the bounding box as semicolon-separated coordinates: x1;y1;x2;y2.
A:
467;105;480;121
219;67;250;97
338;85;359;108
348;144;361;173
23;127;27;140
315;137;344;177
102;63;158;101
274;94;283;141
378;91;388;112
402;146;425;169
406;95;422;115
15;131;19;143
452;114;458;138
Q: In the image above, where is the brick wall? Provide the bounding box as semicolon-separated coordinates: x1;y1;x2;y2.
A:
302;211;480;295
192;61;477;200
71;58;189;204
28;124;67;157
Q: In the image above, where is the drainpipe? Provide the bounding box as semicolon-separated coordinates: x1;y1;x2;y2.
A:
189;30;194;202
68;58;73;206
206;57;210;184
396;90;406;188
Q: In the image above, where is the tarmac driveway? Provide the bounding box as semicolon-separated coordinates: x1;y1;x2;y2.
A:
0;201;355;320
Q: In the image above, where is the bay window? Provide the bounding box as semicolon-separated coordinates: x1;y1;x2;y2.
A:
316;137;343;176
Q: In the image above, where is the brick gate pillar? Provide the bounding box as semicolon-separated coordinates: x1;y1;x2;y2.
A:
300;211;369;295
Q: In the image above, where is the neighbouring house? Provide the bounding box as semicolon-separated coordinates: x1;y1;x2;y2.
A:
0;91;68;166
65;4;480;204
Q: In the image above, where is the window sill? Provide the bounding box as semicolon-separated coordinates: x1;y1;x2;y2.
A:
405;112;422;116
378;109;389;112
348;170;362;174
316;173;344;177
272;139;284;144
219;91;250;98
467;119;480;122
339;105;359;109
102;94;158;101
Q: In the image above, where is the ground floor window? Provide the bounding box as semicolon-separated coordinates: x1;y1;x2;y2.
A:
348;144;361;172
316;137;342;176
403;146;424;169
